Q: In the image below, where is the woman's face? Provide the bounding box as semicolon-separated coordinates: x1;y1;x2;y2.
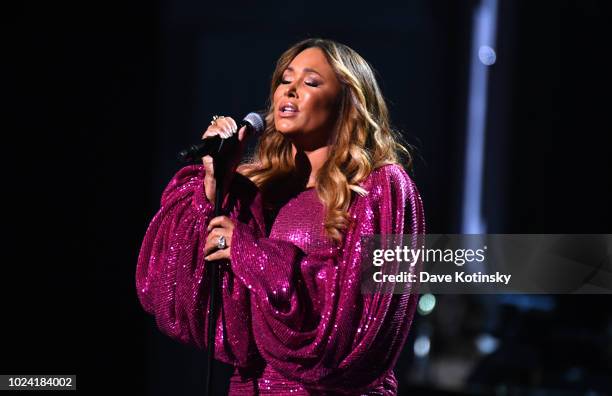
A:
273;47;342;147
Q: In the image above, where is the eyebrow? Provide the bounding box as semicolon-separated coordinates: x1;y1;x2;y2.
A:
285;66;323;77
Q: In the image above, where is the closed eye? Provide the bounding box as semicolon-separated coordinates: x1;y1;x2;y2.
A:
280;79;320;87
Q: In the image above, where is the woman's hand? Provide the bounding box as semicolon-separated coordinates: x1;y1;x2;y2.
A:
201;116;249;205
204;216;235;261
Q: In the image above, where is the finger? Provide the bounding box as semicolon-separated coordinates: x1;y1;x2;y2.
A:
207;216;233;231
202;129;221;139
238;125;247;142
204;230;230;256
220;117;237;136
227;117;238;132
204;230;222;255
202;155;214;171
205;227;223;242
219;116;236;130
206;226;220;238
204;238;218;256
205;249;229;262
210;227;231;246
208;217;222;230
204;240;214;257
214;126;231;139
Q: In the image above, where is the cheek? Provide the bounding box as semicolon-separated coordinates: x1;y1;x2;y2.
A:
307;94;338;124
272;89;283;122
272;88;282;108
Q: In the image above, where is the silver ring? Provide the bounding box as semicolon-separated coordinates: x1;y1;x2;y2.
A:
216;235;226;250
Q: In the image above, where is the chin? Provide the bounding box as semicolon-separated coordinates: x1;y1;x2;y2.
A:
274;121;300;135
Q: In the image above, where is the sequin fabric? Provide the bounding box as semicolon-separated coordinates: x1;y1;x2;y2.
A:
136;163;426;395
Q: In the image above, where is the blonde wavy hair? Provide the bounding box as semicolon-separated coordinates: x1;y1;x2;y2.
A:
238;38;413;243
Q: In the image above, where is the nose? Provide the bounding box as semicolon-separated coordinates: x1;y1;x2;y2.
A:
284;81;298;98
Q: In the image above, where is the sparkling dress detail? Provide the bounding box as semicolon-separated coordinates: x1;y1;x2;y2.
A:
136;163;426;395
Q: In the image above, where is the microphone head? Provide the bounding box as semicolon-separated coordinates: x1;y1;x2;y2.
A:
243;112;266;135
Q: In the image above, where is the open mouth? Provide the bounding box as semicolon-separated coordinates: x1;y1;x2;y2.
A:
279;104;299;117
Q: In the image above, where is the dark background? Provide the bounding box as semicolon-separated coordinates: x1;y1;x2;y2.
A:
4;0;611;395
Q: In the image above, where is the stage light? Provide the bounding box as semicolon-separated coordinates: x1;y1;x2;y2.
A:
475;333;499;354
413;335;431;357
461;0;498;234
478;45;497;66
417;293;436;316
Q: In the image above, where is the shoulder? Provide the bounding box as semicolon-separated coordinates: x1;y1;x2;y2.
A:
345;163;424;235
360;163;415;201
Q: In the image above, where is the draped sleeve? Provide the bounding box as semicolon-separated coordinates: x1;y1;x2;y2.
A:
135;164;262;367
229;164;426;393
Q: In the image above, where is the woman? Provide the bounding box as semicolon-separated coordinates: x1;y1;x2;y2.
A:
136;38;426;395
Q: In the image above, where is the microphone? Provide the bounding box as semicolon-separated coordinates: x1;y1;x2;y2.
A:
178;112;266;163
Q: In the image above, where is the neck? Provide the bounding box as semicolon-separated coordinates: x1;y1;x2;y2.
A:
292;144;329;188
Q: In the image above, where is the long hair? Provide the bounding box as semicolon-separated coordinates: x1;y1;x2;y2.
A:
238;38;413;243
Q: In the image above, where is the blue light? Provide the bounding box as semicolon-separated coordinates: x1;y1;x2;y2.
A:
413;335;431;357
461;0;499;234
475;333;499;354
417;293;436;315
478;45;497;65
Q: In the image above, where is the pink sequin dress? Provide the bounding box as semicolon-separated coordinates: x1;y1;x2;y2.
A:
136;163;426;395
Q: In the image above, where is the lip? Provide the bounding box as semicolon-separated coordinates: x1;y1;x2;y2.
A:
278;109;299;118
278;101;299;117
